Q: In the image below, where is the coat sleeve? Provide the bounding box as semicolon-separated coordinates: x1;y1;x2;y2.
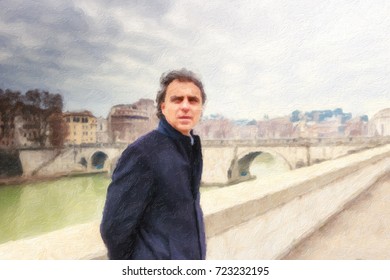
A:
100;146;155;259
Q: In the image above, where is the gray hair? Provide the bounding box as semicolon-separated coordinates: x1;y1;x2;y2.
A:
156;68;206;119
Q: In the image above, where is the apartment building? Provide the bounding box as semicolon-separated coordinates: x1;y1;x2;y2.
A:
63;110;97;145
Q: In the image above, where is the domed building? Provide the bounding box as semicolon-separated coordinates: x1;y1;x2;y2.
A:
107;99;157;143
368;108;390;136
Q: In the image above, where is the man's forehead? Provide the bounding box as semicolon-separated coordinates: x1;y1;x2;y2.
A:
166;80;201;95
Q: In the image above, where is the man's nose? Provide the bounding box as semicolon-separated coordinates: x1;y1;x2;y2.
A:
180;99;190;110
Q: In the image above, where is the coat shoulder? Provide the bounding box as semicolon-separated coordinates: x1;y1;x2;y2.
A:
119;130;172;161
132;130;172;151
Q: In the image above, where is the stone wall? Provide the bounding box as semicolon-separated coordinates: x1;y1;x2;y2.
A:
18;146;124;177
204;144;390;259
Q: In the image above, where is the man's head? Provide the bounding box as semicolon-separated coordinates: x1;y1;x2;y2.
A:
156;69;206;136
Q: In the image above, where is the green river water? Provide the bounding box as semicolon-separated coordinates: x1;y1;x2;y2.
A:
0;174;110;245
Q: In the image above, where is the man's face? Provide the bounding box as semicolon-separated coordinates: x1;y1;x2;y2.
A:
161;79;203;136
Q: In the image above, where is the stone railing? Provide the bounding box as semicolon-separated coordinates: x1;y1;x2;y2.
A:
202;136;390;147
203;144;390;259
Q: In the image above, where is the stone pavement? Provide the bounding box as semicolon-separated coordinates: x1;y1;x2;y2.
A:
283;173;390;260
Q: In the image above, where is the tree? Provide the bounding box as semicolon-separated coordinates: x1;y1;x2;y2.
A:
0;89;22;146
333;108;343;116
290;110;302;122
48;113;69;147
1;88;67;148
22;89;65;147
360;115;369;122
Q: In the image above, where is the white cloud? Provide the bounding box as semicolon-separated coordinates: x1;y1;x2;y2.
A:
1;0;389;120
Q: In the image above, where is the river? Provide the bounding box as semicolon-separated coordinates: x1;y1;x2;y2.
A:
0;152;290;245
0;174;109;244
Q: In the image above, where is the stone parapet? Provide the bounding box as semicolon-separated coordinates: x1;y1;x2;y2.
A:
204;144;390;259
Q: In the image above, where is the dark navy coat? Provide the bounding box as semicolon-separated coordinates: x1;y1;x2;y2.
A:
100;118;206;259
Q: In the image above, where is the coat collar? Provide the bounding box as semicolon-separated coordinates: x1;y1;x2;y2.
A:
157;117;195;144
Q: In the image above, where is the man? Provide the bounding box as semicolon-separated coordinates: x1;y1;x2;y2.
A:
100;69;207;260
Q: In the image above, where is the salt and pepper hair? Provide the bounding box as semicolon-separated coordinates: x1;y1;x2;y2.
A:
156;68;207;119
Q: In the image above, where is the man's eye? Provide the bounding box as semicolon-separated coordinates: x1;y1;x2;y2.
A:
189;98;199;104
170;97;181;103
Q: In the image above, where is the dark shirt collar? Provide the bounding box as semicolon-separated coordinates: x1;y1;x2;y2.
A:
157;117;195;144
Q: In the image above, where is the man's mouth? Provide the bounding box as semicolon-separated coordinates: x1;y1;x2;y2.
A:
179;116;192;120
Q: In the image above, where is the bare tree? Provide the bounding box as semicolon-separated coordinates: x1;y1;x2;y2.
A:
48;113;69;147
23;89;64;147
0;89;22;146
1;88;67;148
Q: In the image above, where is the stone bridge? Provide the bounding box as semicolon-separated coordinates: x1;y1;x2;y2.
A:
201;137;389;184
18;144;127;177
17;137;390;185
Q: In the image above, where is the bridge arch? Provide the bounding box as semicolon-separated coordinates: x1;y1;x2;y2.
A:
90;151;109;170
228;148;292;184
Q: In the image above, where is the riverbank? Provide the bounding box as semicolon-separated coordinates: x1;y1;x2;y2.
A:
0;170;109;186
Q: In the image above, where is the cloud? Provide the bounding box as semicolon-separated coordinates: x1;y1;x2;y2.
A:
0;0;389;119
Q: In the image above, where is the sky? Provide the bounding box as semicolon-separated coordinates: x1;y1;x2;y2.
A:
1;0;389;120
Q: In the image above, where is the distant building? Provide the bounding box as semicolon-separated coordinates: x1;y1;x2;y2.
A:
292;115;346;138
257;117;294;139
107;99;157;143
231;120;258;139
63;111;97;145
14;114;42;148
369;108;390;136
1;104;46;148
195;115;234;140
345;117;368;137
314;118;344;138
289;108;356;138
96;117;109;144
0;114;17;148
134;99;158;121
